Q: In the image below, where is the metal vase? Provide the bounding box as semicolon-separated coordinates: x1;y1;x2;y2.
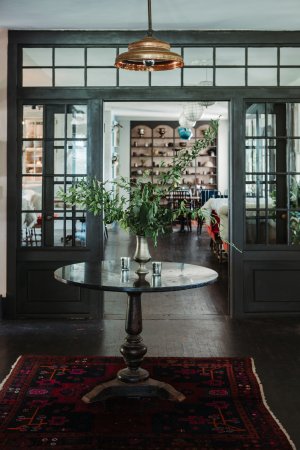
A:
133;235;151;275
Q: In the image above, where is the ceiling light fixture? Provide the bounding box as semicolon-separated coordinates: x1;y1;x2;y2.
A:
115;0;184;72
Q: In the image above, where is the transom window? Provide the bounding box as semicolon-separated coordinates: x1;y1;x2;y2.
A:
21;46;300;88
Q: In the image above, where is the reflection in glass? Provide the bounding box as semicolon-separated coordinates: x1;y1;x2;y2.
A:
215;68;245;86
119;70;149;86
22;142;43;175
54;142;64;173
151;70;181;86
23;68;52;87
66;141;87;174
267;139;276;173
54;113;65;139
215;48;245;65
55;48;85;66
288;139;300;172
67;105;87;138
54;184;65;209
245;175;266;204
184;47;213;65
289;175;300;209
248;68;277;86
54;218;86;247
87;48;116;66
184;68;213;86
290;212;300;245
87;68;117;86
248;48;277;66
23;106;43;138
55;69;85;86
246;215;266;244
21;176;43;246
280;48;300;65
23;48;52;67
245;139;265;173
280;68;300;86
245;103;265;136
286;103;300;137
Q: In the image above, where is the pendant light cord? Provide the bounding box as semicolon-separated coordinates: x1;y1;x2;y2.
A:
147;0;153;36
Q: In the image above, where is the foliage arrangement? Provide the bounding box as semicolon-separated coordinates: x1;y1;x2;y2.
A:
59;120;219;245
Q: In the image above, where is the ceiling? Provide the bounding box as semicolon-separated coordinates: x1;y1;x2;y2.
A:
105;102;228;121
1;0;300;31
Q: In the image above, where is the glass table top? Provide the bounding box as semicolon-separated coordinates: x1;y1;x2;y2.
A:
54;261;218;293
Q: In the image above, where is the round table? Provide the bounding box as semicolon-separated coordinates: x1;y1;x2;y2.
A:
54;260;218;403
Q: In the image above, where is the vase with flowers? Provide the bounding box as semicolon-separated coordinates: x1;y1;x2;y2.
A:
59;120;220;274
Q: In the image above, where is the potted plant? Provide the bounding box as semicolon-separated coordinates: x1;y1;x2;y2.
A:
59;120;219;274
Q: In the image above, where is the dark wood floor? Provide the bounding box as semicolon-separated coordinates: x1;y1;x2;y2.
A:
0;227;299;447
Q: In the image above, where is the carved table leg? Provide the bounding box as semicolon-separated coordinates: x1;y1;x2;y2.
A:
82;292;185;403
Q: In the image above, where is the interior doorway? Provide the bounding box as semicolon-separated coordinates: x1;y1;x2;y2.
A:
102;101;230;319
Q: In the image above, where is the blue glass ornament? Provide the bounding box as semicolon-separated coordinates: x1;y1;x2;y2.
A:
178;127;193;140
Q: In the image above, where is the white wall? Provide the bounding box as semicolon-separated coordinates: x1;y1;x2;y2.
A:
0;30;7;297
116;118;130;200
218;120;229;195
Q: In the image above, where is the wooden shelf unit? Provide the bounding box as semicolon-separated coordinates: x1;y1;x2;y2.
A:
130;121;218;190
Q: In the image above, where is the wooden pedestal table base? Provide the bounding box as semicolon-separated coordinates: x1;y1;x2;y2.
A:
81;292;185;403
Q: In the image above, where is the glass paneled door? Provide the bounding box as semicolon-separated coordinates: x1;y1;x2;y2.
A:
22;104;88;248
17;102;103;318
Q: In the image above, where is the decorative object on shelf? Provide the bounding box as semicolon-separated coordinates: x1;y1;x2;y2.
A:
178;127;193;140
138;127;145;137
59;121;219;254
115;0;184;72
178;113;196;128
183;103;204;122
158;127;166;138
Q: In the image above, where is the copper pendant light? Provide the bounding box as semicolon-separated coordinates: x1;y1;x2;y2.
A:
115;0;184;72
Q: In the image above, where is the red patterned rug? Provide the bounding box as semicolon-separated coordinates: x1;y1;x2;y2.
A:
0;356;295;449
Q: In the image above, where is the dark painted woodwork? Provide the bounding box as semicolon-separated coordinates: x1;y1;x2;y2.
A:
6;30;300;319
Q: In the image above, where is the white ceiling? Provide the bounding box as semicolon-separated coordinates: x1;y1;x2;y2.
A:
105;101;228;121
1;0;300;31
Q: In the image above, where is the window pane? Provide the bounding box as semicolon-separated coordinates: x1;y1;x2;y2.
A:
184;47;213;65
184;68;213;86
267;139;277;173
54;142;65;174
245;139;266;173
216;48;245;65
246;213;266;244
248;48;277;66
280;68;300;86
87;68;116;86
215;68;245;86
23;48;52;67
288;139;300;172
67;105;87;139
289;175;300;209
119;70;149;86
66;141;87;174
245;175;266;205
22;142;43;175
22;176;43;245
280;47;300;65
87;48;116;66
55;69;84;86
55;48;85;66
290;211;300;245
151;70;181;86
245;103;265;137
286;103;300;137
23;68;52;87
248;68;277;86
23;105;43;139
